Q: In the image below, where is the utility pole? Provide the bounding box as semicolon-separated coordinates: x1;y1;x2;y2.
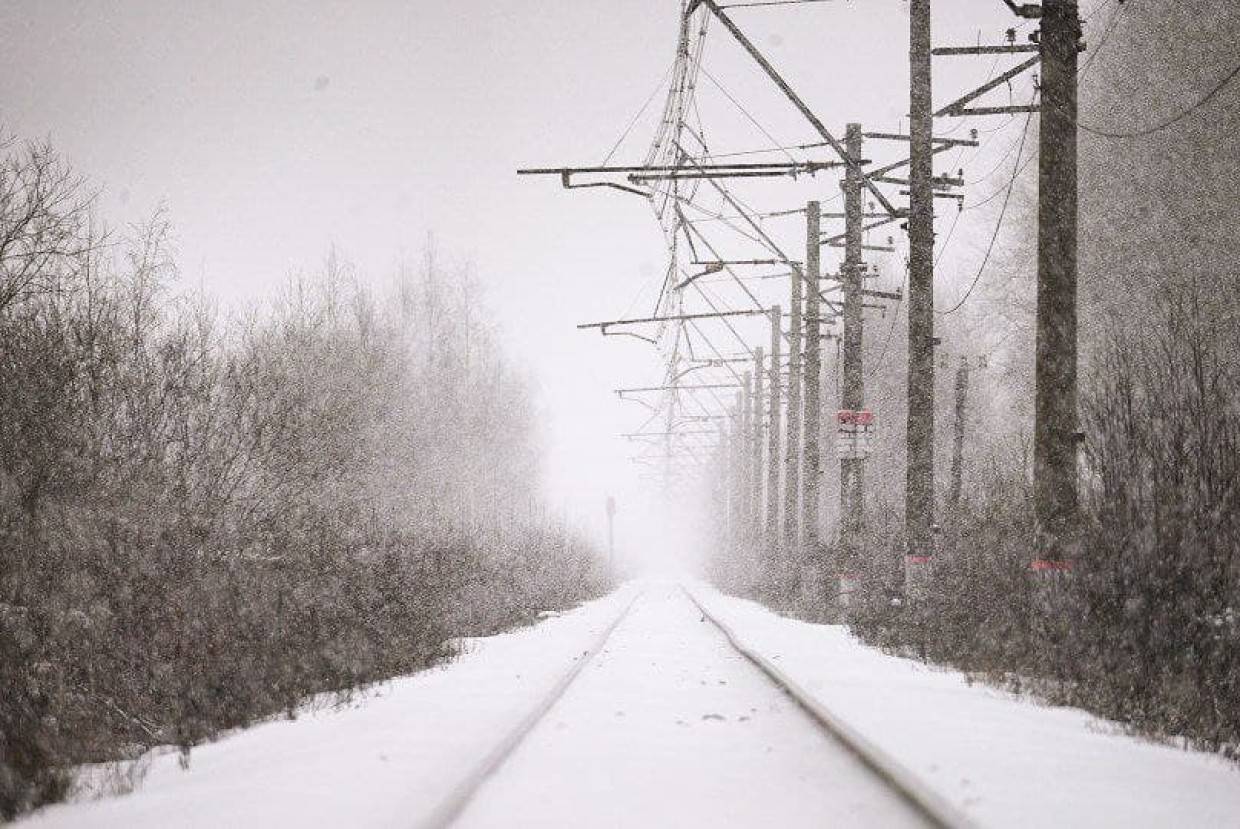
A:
949;357;970;510
840;124;866;566
724;401;733;533
767;305;783;554
802;201;822;559
664;386;676;492
740;375;752;535
752;347;765;539
605;495;617;570
785;257;803;552
1034;0;1081;571
906;0;936;590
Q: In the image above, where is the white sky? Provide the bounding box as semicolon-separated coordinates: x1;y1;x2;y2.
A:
1;0;1118;563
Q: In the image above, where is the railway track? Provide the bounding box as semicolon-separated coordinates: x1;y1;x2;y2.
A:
680;586;973;829
417;590;646;829
419;584;972;829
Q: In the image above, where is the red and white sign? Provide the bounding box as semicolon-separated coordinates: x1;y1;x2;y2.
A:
836;409;875;426
836;409;875;460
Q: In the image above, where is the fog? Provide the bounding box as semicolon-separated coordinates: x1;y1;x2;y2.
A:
0;0;1064;570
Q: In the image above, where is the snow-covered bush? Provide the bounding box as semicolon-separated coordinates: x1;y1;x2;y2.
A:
0;137;608;819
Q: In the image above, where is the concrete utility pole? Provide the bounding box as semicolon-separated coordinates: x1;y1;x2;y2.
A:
949;358;970;510
802;201;823;558
906;0;936;589
740;376;752;534
785;256;803;551
728;396;740;533
767;305;783;552
605;495;617;570
1034;0;1081;570
752;347;765;537
840;124;867;564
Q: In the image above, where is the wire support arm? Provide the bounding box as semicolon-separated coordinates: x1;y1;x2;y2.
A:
685;0;899;217
578;308;770;330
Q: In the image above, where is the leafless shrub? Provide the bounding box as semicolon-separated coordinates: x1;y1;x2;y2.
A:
0;136;608;819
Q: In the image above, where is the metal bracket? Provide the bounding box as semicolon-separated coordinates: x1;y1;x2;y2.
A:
935;54;1040;117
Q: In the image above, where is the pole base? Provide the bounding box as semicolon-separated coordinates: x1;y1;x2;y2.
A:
903;554;931;601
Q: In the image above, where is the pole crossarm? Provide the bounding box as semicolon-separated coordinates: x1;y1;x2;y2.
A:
686;0;899;217
935;54;1040;117
628;160;844;183
578;308;769;330
616;383;740;394
932;44;1039;55
692;258;802;267
863;288;903;301
868;141;964;179
518;162;843;175
863;132;980;147
821;215;901;247
950;104;1040;116
601;328;660;345
517;161;846;194
872;174;965;188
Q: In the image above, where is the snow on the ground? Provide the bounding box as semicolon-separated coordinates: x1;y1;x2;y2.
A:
20;586;641;829
456;583;928;828
691;584;1240;829
21;580;1240;828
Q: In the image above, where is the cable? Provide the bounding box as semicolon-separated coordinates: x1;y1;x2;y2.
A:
964;135;1035;213
720;0;837;8
934;207;963;267
866;271;904;384
602;59;678;165
939;104;1036;316
1080;60;1240;139
1078;0;1123;81
964;119;1030;186
698;65;799;164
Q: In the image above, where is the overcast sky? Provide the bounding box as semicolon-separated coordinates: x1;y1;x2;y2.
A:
1;0;1122;563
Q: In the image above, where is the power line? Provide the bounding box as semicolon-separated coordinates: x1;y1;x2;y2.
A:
963;120;1036;213
602;58;678;165
719;0;836;8
865;200;948;384
964;117;1031;186
1080;60;1240;138
1078;0;1124;81
939;105;1036;316
698;65;800;164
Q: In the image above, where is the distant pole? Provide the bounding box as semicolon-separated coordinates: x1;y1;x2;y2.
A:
767;305;783;553
840;123;866;567
752;346;766;540
1034;0;1081;571
739;379;752;534
724;410;735;535
605;495;617;570
802;201;823;560
664;385;676;493
949;358;971;511
906;0;936;591
785;258;803;551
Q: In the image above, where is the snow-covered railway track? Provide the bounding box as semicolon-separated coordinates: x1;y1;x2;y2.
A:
417;591;645;829
681;586;973;829
422;584;971;828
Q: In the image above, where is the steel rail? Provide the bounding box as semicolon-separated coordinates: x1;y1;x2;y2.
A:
680;585;976;829
417;591;645;829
